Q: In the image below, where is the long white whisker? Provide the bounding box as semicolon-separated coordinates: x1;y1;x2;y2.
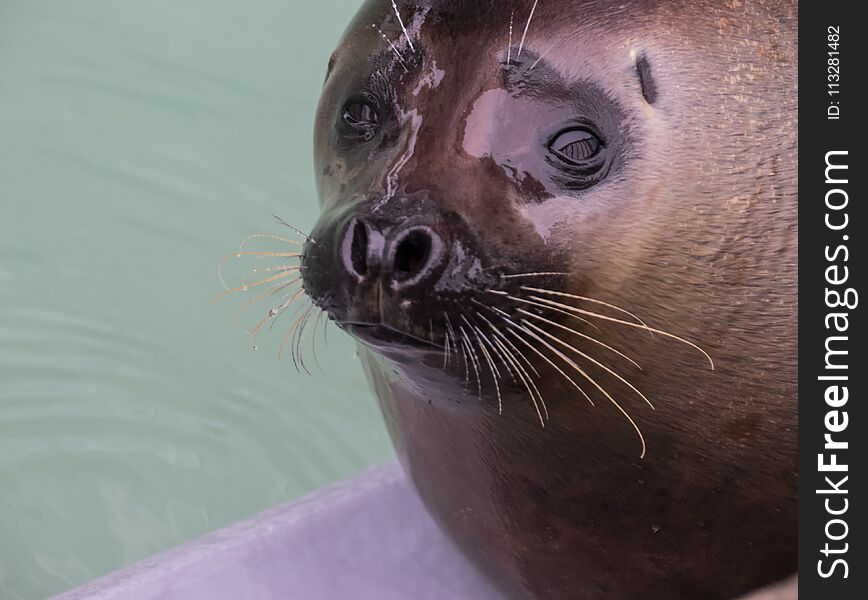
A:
503;322;591;413
486;333;519;384
508;319;648;458
507;10;514;64
518;309;643;371
522;318;653;410
491;334;545;427
459;325;482;399
472;324;502;414
445;313;460;373
493;292;599;331
472;316;515;383
520;286;649;328
390;0;416;53
460;319;485;393
530;42;556;69
516;0;539;59
501;272;570;279
472;299;541;377
372;24;410;72
526;294;715;370
442;312;452;369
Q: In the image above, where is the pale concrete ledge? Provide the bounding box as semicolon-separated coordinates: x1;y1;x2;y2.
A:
51;462;500;600
51;461;796;600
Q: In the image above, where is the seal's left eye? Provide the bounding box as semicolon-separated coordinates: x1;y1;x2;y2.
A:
549;128;602;165
340;96;380;143
344;101;378;126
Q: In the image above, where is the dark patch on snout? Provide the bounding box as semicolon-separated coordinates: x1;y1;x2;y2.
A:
636;53;657;105
301;194;503;351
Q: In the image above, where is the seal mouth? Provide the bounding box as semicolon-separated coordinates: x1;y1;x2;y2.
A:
343;321;440;351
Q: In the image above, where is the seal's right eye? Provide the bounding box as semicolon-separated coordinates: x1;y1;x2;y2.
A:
339;94;380;143
549;128;602;165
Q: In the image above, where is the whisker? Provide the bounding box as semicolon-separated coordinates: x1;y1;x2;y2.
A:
521;318;653;409
482;320;563;425
516;0;539;59
214;268;300;301
526;294;715;370
310;309;327;375
520;286;649;328
372;24;410;72
242;266;299;287
246;265;301;275
518;309;643;370
472;300;541;377
530;42;556;69
293;305;317;375
230;250;303;258
250;286;306;340
233;278;300;334
279;302;312;371
273;215;315;244
472;315;516;384
472;324;503;414
509;319;648;458
507;10;514;64
492;292;600;331
445;313;460;372
491;333;546;427
459;323;483;400
470;311;518;385
390;0;415;53
287;305;310;372
501;272;571;279
442;311;453;370
216;250;302;293
238;233;303;251
502;322;589;413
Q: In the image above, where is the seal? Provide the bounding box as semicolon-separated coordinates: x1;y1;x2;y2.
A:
299;1;797;598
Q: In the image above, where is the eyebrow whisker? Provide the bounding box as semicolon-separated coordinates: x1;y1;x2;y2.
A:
372;24;410;73
517;0;539;60
507;10;514;64
530;42;555;70
390;1;416;53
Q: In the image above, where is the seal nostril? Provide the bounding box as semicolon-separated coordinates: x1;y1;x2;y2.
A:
394;230;432;281
350;220;369;276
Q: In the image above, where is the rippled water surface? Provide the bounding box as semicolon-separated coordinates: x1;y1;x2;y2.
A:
0;2;395;598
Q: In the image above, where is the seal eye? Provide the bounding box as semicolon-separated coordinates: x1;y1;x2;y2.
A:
549;128;602;165
340;95;380;143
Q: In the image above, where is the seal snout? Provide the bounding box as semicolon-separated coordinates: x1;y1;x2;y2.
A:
386;225;445;288
301;203;463;349
339;217;445;292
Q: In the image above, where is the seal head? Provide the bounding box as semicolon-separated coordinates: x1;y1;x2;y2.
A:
302;1;797;598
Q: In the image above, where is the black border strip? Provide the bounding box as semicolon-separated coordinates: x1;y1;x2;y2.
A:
798;2;865;597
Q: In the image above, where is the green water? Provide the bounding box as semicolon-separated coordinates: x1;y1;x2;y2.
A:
0;1;394;598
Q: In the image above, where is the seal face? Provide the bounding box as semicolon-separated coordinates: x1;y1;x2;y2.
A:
302;1;797;598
